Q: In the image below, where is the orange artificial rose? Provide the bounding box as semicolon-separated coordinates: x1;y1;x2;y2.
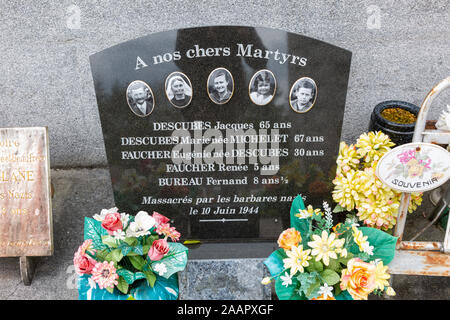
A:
340;258;376;300
312;294;336;300
277;228;302;250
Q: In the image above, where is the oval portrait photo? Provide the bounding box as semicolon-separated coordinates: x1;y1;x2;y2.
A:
126;80;155;117
165;72;193;108
249;69;276;106
289;77;317;113
207;67;234;105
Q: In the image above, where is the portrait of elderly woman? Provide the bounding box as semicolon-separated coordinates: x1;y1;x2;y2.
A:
249;70;276;106
289;77;317;113
207;67;234;105
165;72;193;108
126;80;154;117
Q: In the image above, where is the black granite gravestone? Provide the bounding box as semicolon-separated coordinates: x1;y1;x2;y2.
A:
90;26;351;242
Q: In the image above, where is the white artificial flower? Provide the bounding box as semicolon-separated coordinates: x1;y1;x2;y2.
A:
126;211;155;237
120;213;130;229
112;230;126;241
361;242;374;256
318;283;333;299
93;207;119;221
280;272;292;288
153;263;167;276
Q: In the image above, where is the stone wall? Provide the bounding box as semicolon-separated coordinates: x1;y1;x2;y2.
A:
1;0;449;167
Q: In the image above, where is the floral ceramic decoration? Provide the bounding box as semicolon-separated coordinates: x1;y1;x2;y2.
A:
376;142;450;193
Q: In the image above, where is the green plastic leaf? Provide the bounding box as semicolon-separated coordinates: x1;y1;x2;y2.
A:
128;255;145;271
116;276;129;295
105;287;114;294
117;269;135;285
84;217;108;250
106;248;123;263
334;283;342;296
326;258;340;272
95;249;109;262
263;248;286;277
335;290;353;300
123;237;138;246
116;269;148;286
132;244;144;255
359;227;398;265
134;272;147;281
305;279;321;299
144;270;156;287
275;277;304;300
119;244;132;256
102;235;119;248
144;235;159;246
290;195;311;240
320;269;340;286
338;252;353;265
297;272;319;292
305;260;323;273
150;242;188;279
333;204;346;213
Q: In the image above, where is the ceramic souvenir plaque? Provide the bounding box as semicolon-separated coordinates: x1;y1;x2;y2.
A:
90;26;352;241
0;127;53;257
376;142;450;193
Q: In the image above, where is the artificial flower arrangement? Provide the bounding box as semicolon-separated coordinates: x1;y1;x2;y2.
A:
332;131;423;231
263;195;397;300
74;208;188;300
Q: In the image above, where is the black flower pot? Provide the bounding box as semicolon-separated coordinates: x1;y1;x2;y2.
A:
368;100;420;146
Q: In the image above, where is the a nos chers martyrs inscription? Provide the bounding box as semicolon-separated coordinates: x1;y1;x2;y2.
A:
136;43;308;70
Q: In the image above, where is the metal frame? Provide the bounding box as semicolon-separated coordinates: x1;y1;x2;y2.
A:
389;77;450;276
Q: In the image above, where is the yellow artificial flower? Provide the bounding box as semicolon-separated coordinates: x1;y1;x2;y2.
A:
332;170;362;211
307;230;344;266
261;277;271;285
337;247;348;258
408;192;424;213
386;287;396;296
283;245;312;276
358;167;395;199
357;197;400;231
332;132;423;232
352;226;369;250
295;205;322;219
336;142;360;174
372;260;391;291
355;131;395;164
